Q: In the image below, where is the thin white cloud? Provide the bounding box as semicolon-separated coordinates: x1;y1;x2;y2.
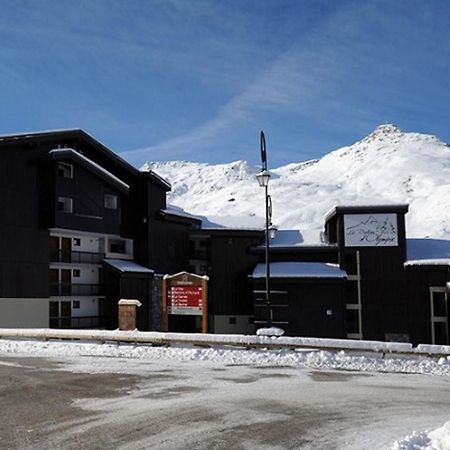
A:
122;0;450;165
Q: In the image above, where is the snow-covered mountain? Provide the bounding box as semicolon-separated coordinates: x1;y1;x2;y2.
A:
142;125;450;239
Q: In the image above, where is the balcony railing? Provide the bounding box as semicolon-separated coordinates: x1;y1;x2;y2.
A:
50;283;104;296
50;250;105;264
49;316;101;329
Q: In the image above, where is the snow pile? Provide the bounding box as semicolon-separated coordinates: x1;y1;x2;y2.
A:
2;339;450;376
142;125;450;240
391;421;450;449
256;327;285;337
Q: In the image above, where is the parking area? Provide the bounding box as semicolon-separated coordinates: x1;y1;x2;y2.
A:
0;352;449;449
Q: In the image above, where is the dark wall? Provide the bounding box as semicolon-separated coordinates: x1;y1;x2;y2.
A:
208;233;262;317
266;248;338;263
101;266;153;330
353;247;407;340
53;161;124;235
133;177;191;274
0;145;49;298
147;219;191;274
253;278;346;338
405;266;449;345
336;211;408;341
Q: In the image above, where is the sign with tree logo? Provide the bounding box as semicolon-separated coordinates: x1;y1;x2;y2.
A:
344;214;398;247
162;272;209;333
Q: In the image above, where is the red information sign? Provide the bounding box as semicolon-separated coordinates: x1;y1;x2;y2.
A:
168;286;203;315
163;271;209;333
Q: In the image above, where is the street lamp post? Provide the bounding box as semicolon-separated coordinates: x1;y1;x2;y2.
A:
256;131;276;328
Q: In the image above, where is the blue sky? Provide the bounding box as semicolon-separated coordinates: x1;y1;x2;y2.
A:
2;0;450;168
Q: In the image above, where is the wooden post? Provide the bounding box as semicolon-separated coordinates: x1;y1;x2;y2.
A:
162;277;168;332
202;277;208;334
118;299;141;331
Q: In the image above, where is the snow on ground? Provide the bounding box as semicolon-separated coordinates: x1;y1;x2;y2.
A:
142;124;450;240
391;422;450;450
1;338;450;376
1;338;450;449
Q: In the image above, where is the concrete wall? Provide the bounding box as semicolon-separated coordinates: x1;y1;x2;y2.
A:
213;315;255;335
0;298;49;328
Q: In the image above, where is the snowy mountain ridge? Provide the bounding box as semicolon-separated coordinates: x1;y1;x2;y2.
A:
141;125;450;239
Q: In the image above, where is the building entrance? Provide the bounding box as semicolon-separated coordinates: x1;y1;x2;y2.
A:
430;288;449;345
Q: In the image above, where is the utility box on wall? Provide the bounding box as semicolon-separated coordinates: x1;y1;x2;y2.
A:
118;299;142;331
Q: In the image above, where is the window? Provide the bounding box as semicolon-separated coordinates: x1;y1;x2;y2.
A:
57;162;73;179
432;292;447;317
228;317;237;325
104;194;117;210
109;239;126;254
344;252;358;275
72;301;80;309
73;238;81;247
73;269;80;278
57;197;73;213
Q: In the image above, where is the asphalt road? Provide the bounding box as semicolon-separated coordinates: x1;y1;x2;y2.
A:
0;353;449;450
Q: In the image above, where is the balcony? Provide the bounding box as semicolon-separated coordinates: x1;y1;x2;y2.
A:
50;283;104;296
50;250;105;264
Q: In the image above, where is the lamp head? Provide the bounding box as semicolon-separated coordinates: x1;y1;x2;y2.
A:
269;223;278;240
256;170;271;187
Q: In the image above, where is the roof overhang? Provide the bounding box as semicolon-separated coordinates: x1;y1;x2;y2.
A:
251;262;347;279
325;204;409;223
0;128;139;178
141;169;171;191
104;259;154;274
49;148;129;194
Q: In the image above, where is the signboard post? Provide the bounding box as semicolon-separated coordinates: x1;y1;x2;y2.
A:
162;272;209;333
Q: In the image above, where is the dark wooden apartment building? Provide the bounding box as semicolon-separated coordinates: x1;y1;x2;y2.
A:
0;129;449;345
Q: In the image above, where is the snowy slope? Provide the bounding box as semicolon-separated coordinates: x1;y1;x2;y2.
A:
142;125;450;239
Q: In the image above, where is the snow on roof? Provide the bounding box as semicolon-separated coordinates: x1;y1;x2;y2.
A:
0;128;82;140
162;205;202;221
324;204;409;222
252;262;347;279
267;229;332;247
104;259;154;274
405;238;450;266
49;148;130;192
146;169;171;190
200;214;264;231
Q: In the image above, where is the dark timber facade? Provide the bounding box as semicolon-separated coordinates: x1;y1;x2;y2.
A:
0;130;449;345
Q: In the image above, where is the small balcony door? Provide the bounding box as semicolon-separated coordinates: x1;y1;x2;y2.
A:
61;301;72;328
61;237;71;262
430;288;449;345
61;269;71;295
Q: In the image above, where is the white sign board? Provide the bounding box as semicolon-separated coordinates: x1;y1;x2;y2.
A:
344;213;398;247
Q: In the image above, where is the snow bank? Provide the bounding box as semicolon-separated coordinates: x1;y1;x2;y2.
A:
391;421;450;449
256;327;285;337
0;328;418;353
1;338;450;376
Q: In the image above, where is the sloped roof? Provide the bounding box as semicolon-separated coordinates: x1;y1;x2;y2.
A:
252;262;347;279
405;238;450;266
49;148;129;193
104;259;154;274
